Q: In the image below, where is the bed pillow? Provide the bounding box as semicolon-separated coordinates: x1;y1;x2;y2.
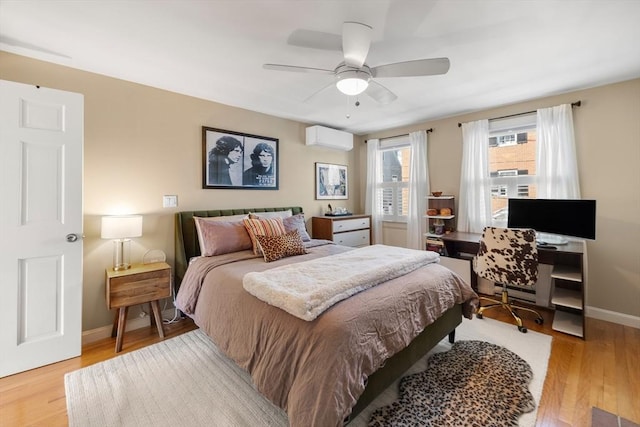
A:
248;209;293;219
194;217;252;256
282;214;311;242
198;213;249;223
242;217;287;255
256;229;308;262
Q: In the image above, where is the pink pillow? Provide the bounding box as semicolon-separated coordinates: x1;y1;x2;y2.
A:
194;217;252;256
242;217;286;255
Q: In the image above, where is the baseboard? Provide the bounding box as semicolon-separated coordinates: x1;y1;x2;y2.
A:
82;308;181;346
585;305;640;329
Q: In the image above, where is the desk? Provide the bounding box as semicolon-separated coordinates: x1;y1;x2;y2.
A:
440;231;586;338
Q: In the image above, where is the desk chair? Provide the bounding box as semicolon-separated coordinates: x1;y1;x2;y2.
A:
474;226;544;333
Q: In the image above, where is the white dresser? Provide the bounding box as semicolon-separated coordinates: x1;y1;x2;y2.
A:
311;215;371;247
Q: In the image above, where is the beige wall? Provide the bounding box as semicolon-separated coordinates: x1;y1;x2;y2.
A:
1;52;360;330
360;78;640;319
2;51;638;329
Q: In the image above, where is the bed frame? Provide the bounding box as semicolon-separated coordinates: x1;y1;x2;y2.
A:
174;206;461;423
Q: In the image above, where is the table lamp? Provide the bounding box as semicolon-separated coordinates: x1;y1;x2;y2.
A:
101;215;143;271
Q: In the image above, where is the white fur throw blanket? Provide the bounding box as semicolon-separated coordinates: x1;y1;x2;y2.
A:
243;244;440;321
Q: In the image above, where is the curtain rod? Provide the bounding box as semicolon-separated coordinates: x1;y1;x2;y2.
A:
457;101;581;128
364;128;433;143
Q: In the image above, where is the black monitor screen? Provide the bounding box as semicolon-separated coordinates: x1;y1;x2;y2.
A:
507;198;596;240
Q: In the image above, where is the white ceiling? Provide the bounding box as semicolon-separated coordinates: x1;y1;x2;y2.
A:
1;0;639;135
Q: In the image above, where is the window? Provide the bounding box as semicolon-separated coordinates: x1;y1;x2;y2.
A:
375;137;411;222
488;114;537;226
459;104;579;234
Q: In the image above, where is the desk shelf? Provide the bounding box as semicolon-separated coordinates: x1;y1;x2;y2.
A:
424;214;455;220
549;242;586;338
551;287;582;310
551;264;582;282
552;310;584;338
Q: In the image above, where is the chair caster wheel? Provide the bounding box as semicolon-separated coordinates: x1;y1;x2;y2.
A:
535;317;544;325
476;313;483;319
518;326;528;333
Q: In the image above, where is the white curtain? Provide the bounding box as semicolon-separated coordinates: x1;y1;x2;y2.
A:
407;130;429;249
365;138;383;244
537;104;581;198
458;119;492;233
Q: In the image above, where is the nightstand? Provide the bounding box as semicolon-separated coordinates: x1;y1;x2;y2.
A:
312;214;372;247
105;262;171;352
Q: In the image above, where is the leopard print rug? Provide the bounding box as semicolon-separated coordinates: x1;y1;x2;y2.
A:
369;340;535;426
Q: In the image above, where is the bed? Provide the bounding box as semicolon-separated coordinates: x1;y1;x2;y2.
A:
174;206;478;426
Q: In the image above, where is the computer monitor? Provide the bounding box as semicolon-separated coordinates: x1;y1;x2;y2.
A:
507;198;596;245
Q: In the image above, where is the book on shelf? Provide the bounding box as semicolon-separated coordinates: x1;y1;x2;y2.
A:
426;238;447;255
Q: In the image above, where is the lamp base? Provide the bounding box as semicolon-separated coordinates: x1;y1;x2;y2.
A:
113;239;132;271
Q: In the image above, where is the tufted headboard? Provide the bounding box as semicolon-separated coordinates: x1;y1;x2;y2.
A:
174;206;304;290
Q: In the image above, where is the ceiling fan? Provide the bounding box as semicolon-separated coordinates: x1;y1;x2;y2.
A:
263;22;450;105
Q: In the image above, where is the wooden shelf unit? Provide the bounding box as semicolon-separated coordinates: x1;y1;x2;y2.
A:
549;243;586;338
424;196;455;253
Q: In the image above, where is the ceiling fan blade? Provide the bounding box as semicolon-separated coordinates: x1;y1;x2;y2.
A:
263;63;334;74
303;81;336;103
366;80;398;105
342;22;372;68
287;29;342;51
371;58;450;78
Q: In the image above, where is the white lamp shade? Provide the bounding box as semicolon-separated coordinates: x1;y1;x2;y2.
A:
101;215;143;239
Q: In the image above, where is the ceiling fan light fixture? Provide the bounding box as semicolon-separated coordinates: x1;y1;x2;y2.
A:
336;69;370;96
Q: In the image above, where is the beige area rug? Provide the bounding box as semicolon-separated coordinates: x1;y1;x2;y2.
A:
65;317;551;427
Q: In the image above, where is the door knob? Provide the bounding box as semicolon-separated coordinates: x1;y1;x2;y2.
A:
66;233;80;242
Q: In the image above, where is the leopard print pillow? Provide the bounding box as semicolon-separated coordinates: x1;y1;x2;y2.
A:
255;229;307;262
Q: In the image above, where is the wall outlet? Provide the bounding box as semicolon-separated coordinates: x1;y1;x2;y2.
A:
163;195;178;208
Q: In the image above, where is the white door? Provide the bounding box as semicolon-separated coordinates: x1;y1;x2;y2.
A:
0;80;84;378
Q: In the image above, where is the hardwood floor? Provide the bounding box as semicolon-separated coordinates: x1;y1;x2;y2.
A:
0;307;638;427
480;303;640;427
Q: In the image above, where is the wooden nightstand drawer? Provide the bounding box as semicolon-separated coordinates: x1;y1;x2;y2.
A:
106;263;171;309
108;270;170;308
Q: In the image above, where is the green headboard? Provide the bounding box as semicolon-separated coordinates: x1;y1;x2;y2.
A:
174;206;303;289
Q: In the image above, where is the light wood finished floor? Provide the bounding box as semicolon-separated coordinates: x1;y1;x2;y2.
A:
1;306;638;427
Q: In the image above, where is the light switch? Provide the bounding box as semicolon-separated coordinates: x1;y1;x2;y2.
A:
163;195;178;208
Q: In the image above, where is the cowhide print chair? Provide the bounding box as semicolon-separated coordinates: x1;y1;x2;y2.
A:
473;226;544;333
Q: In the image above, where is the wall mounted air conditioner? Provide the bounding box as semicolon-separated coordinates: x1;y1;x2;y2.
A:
305;125;353;151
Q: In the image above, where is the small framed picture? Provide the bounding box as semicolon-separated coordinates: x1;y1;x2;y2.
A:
202;127;278;190
315;162;348;200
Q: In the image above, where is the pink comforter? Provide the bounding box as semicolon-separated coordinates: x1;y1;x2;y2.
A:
176;242;478;426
